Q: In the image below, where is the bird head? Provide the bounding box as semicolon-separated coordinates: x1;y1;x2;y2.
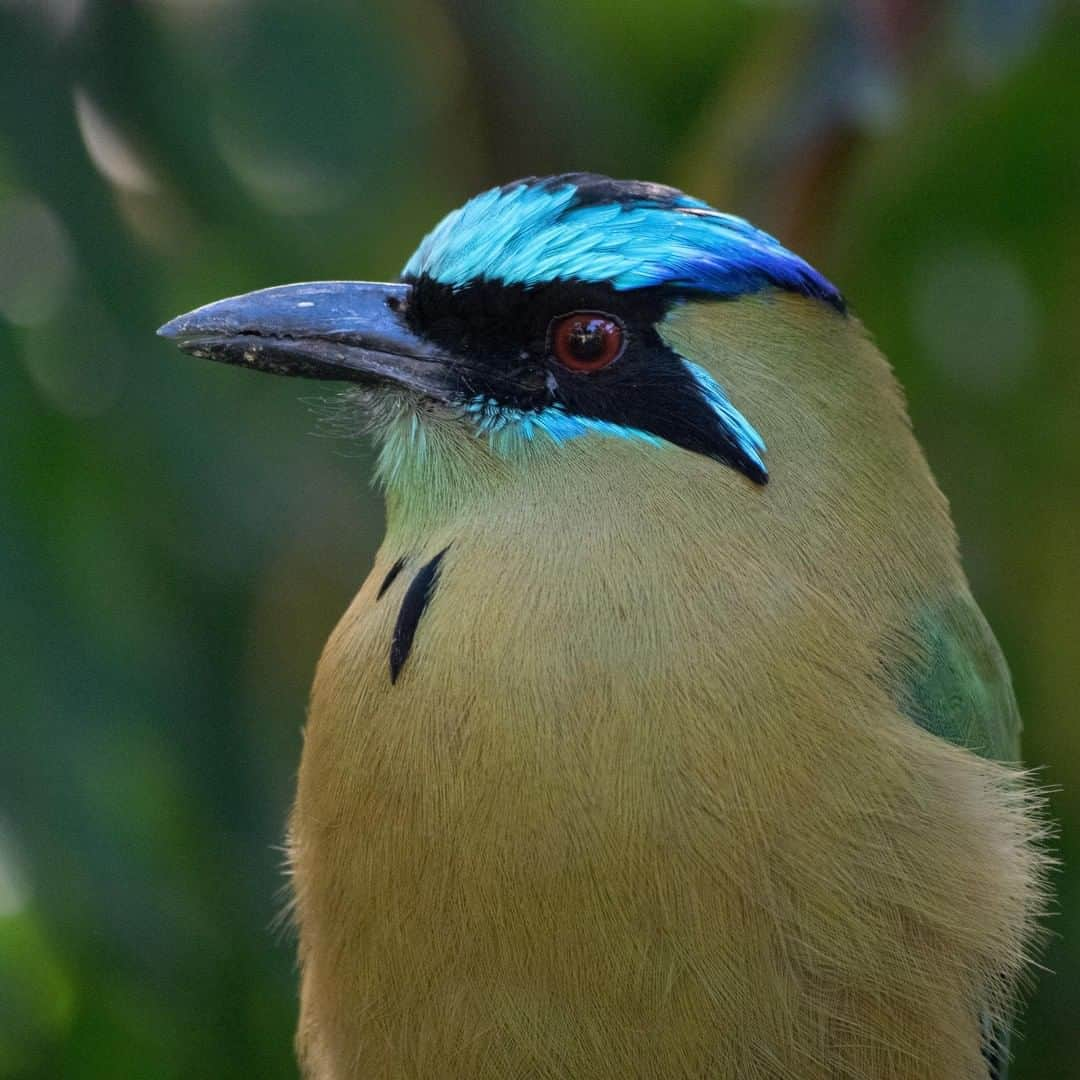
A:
159;174;844;497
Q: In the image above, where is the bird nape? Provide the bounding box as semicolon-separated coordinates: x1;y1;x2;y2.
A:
160;173;1047;1080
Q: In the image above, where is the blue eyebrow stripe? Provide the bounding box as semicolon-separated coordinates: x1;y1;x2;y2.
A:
402;175;844;312
680;358;767;473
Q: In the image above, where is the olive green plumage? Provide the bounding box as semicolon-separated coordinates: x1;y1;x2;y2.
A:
286;295;1047;1079
155;174;1049;1079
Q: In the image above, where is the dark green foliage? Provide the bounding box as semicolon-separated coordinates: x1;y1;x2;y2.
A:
1;2;1077;1077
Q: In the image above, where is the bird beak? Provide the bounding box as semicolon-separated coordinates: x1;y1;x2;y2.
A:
156;281;455;400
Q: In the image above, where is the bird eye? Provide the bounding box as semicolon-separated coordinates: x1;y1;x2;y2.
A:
549;312;625;372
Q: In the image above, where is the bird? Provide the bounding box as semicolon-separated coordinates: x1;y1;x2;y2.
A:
159;173;1047;1080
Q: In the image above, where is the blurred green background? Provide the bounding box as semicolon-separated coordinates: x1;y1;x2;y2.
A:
1;1;1077;1076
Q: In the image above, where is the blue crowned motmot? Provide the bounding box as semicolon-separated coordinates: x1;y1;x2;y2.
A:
159;175;1047;1079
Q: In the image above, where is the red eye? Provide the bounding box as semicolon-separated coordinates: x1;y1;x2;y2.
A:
549;312;625;372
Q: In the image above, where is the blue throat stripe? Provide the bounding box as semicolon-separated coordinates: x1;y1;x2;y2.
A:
466;395;666;450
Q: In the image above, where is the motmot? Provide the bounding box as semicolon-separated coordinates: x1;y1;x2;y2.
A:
159;174;1046;1079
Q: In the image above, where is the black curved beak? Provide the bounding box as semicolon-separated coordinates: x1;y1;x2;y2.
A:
157;281;454;400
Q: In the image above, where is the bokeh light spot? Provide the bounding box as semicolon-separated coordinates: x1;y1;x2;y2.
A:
0;818;31;918
0;194;75;327
74;88;159;195
19;312;125;418
0;0;86;37
211;111;347;216
911;244;1037;395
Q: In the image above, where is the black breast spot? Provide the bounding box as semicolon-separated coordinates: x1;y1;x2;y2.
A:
390;547;450;683
377;556;407;600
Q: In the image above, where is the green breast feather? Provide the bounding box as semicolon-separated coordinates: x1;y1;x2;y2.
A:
886;590;1021;764
885;590;1022;1080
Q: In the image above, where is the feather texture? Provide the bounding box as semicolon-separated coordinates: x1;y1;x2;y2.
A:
289;294;1047;1079
403;174;843;309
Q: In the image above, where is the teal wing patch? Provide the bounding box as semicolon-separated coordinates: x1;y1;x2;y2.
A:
884;592;1023;1079
884;589;1021;763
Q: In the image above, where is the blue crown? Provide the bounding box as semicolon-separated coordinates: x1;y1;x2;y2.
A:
402;173;843;311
